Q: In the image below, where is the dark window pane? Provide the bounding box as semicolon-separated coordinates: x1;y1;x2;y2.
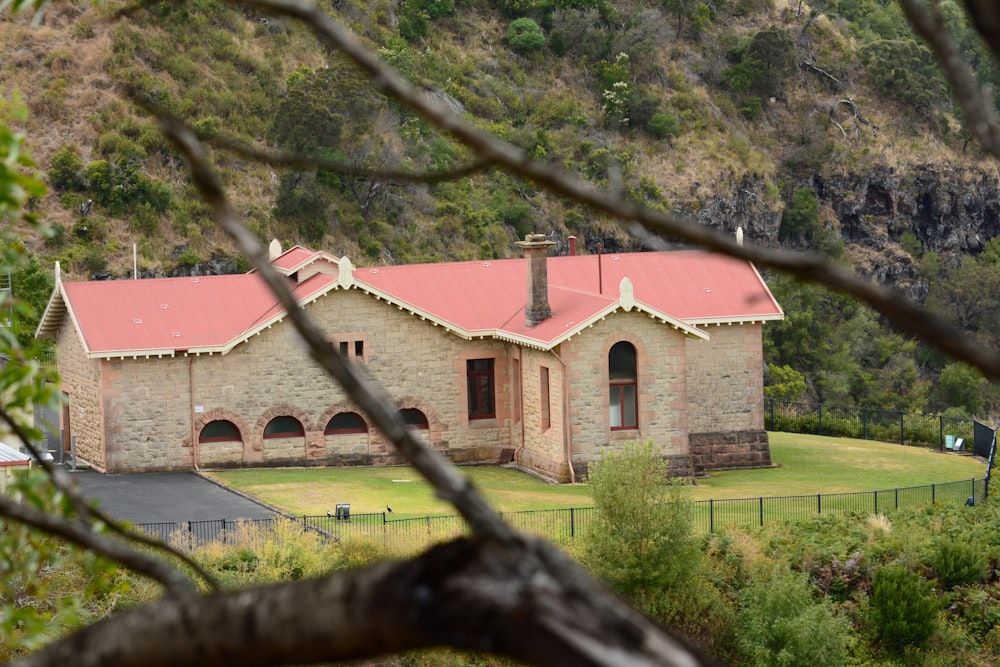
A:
264;416;304;437
609;341;637;381
200;420;240;442
400;408;428;429
325;412;367;434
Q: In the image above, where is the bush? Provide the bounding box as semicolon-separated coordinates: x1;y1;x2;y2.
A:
929;539;987;589
737;564;850;667
582;441;700;617
870;565;939;653
48;146;86;192
507;18;546;54
647;112;680;141
780;188;821;242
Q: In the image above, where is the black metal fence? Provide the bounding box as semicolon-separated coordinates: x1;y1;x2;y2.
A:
136;478;987;553
764;398;989;452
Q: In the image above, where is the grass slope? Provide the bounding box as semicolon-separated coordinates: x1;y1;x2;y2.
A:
205;432;987;518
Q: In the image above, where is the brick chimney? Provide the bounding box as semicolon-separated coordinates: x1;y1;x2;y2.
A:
516;233;557;327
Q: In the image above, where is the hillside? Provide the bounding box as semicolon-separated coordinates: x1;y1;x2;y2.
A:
3;0;1000;411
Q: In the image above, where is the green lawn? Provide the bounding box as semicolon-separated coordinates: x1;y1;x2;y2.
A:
205;432;987;518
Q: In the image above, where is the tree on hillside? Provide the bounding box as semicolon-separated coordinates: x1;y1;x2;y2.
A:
3;0;1000;666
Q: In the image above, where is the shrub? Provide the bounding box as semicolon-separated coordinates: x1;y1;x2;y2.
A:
780;188;821;242
929;539;987;589
737;564;850;667
48;146;86;192
870;564;939;653
507;18;545;54
582;441;700;616
647;112;680;141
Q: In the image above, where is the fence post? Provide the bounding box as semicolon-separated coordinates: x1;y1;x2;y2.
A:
895;488;899;510
874;490;878;514
932;483;936;504
188;520;193;552
570;507;575;539
939;416;944;451
817;493;821;514
972;478;977;504
759;497;764;528
709;499;714;534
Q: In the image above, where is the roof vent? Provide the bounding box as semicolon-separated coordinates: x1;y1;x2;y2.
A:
132;318;142;325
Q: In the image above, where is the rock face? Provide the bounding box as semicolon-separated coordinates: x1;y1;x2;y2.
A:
667;165;1000;303
813;165;1000;256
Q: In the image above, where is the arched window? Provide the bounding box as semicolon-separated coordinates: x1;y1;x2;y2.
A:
199;420;241;443
400;408;429;430
263;416;304;439
609;341;637;430
325;412;368;435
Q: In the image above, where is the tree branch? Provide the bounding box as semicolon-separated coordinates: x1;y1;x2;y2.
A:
898;0;1000;162
13;535;714;667
0;404;219;593
962;0;1000;66
207;133;496;183
0;493;198;597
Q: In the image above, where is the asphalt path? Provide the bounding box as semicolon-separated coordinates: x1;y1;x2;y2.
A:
71;468;277;524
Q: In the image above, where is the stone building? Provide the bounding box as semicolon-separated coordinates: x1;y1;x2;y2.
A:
36;236;782;481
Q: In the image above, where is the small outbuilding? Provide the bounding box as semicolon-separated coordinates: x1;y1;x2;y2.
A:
0;441;31;494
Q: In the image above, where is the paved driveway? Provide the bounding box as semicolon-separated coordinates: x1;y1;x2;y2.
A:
72;469;277;524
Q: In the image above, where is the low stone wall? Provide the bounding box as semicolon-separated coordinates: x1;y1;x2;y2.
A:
689;429;772;474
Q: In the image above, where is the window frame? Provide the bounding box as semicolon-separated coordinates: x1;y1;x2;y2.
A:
263;416;305;439
466;358;496;420
199;419;242;443
540;366;551;431
608;341;638;431
324;412;368;435
400;408;429;430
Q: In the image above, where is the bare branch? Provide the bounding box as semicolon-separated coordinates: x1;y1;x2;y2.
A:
0;403;219;593
963;0;1000;66
14;535;714;667
207;133;496;183
898;0;1000;161
800;59;841;86
0;492;198;597
233;0;1000;381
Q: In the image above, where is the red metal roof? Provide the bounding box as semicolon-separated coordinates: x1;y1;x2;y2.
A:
357;250;782;341
46;249;781;356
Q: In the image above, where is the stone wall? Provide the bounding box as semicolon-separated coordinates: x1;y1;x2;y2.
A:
100;287;517;471
514;347;568;481
686;324;765;434
685;323;770;472
56;318;104;469
560;311;689;478
688;429;771;473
